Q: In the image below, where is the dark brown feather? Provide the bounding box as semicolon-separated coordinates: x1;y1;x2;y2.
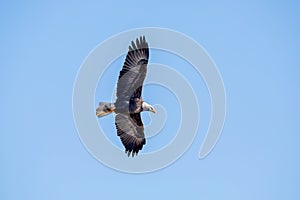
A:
115;36;149;107
115;113;145;157
114;36;149;156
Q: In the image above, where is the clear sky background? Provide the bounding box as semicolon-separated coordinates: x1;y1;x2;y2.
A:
1;1;300;200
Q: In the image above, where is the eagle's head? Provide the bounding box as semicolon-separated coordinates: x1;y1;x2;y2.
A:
142;102;156;113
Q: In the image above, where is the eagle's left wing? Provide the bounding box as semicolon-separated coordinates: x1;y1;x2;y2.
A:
115;113;145;157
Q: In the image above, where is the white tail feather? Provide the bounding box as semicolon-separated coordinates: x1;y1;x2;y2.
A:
96;102;115;118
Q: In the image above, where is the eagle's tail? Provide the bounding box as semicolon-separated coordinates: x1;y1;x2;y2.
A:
96;102;115;118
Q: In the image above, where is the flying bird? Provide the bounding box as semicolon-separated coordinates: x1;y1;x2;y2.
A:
96;36;156;157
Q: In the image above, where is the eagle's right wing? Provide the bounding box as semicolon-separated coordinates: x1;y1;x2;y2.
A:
115;113;145;157
115;36;149;106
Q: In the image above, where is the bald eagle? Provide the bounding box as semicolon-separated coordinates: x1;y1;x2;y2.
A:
96;36;156;157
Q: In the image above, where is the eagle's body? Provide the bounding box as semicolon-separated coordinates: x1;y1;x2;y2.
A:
96;36;156;157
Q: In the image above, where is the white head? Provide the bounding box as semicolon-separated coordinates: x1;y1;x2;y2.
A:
142;102;156;113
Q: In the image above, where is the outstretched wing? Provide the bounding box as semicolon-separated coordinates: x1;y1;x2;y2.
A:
115;36;149;106
115;113;146;157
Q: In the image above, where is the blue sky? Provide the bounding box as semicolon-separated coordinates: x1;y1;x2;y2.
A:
1;1;300;199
